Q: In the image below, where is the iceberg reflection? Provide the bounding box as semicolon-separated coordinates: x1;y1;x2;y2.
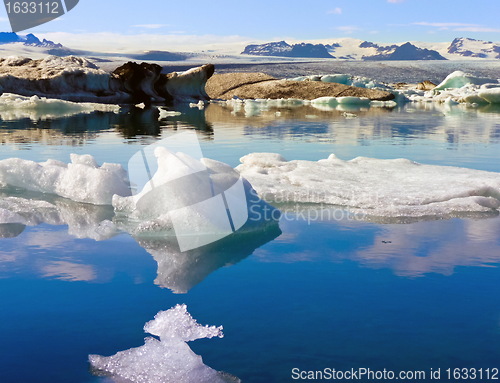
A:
137;222;282;293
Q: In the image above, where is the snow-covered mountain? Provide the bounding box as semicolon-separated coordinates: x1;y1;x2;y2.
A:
0;32;61;48
242;41;333;58
0;32;77;57
364;42;446;60
242;38;500;61
447;37;500;59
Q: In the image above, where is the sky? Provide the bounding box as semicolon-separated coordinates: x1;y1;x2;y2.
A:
0;0;499;52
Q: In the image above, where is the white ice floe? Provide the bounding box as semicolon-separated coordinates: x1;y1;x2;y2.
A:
288;73;387;89
236;153;500;219
215;95;395;117
158;108;182;119
0;154;131;205
0;93;120;120
89;304;239;383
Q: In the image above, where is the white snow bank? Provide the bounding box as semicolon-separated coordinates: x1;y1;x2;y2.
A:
0;154;131;205
0;93;120;120
236;153;500;219
89;304;239;383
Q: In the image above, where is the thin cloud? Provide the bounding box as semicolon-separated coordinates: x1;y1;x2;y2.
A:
335;26;360;34
454;26;500;33
387;0;405;3
413;22;479;28
132;24;167;29
328;7;342;15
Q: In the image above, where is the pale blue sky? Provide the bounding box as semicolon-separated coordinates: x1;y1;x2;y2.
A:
1;0;499;50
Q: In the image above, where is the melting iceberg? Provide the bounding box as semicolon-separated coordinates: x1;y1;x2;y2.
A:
236;153;500;220
89;304;240;383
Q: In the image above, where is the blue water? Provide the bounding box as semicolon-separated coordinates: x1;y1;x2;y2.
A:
1;95;500;382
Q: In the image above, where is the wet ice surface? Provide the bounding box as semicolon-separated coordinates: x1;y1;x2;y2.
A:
1;61;500;383
89;304;240;383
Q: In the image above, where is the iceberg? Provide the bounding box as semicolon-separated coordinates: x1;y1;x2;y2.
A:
236;153;500;220
0;56;215;104
434;71;497;91
89;304;240;383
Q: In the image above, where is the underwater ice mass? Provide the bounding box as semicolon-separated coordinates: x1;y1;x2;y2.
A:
89;304;240;383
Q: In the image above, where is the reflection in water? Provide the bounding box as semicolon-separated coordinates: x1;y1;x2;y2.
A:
90;304;240;383
0;191;281;289
0;190;116;240
1;102;499;152
263;215;500;277
0;107;214;148
355;217;500;277
138;222;282;293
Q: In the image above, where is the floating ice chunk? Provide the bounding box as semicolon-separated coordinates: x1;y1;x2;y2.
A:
158;108;182;119
236;153;500;220
478;88;500;104
337;96;371;105
434;71;497;91
311;97;339;106
321;74;351;85
0;154;131;205
0;93;120;120
370;100;397;108
89;304;239;383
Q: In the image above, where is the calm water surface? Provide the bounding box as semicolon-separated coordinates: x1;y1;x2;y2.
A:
1;79;500;382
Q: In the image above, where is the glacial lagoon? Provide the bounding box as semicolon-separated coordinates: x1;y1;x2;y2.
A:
1;62;500;382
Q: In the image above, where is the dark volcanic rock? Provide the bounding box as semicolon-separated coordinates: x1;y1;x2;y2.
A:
207;73;394;101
